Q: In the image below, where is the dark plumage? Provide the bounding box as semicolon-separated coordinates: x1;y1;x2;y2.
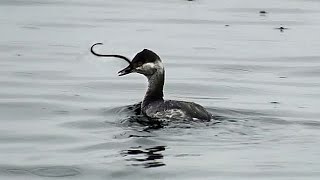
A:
118;49;212;121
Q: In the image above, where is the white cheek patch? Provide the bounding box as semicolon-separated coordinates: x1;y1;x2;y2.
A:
135;60;164;74
143;62;155;70
136;62;155;71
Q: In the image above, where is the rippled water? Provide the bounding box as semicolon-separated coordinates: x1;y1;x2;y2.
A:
1;0;320;179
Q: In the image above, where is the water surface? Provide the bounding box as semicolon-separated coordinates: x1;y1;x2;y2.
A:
1;0;320;179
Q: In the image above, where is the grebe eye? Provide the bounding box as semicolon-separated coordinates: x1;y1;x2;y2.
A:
137;62;143;66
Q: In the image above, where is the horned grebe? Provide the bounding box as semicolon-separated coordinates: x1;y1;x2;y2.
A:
91;44;212;121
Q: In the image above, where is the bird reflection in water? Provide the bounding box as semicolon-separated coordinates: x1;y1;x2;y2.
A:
121;146;166;168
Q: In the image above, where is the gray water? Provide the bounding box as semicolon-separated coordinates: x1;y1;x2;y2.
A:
1;0;320;179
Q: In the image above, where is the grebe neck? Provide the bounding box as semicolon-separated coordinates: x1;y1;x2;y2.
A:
142;69;165;107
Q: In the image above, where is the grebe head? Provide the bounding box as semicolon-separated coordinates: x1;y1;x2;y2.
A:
118;49;163;77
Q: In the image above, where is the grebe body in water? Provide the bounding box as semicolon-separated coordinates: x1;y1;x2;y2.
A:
91;44;212;121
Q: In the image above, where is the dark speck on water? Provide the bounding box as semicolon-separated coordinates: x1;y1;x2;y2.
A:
275;26;289;32
259;10;268;16
1;0;320;179
270;101;280;104
259;10;267;14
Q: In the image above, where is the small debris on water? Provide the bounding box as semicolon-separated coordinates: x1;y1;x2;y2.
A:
270;101;280;104
275;26;289;32
259;10;267;14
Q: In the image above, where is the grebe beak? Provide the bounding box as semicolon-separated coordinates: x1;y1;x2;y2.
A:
118;65;133;76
